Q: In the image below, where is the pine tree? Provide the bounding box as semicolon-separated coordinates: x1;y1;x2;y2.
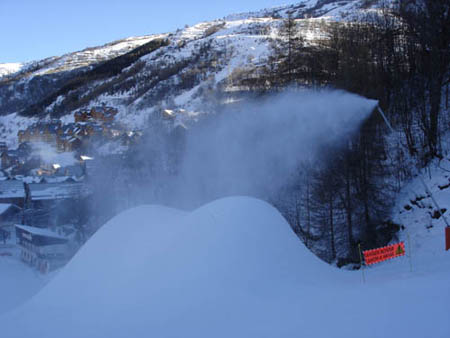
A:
270;12;304;85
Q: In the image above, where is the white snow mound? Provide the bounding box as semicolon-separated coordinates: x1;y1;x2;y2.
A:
0;196;448;338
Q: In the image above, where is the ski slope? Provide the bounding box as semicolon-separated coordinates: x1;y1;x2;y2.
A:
0;196;448;338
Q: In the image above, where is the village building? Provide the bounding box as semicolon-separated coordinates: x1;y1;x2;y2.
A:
15;224;69;273
75;106;118;123
0;203;22;227
0;203;21;244
74;110;90;123
28;182;90;209
0;179;90;209
0;180;26;207
1;143;33;171
57;135;83;152
16;106;122;168
18;121;62;145
91;106;118;122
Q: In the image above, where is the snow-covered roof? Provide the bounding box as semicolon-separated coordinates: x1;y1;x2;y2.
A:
0;203;12;215
29;182;90;200
0;180;25;198
15;224;67;240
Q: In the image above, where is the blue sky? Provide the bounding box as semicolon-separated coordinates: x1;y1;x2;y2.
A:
0;0;290;63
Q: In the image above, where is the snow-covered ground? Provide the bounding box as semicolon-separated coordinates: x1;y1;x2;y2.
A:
0;195;448;337
0;255;48;315
391;158;450;277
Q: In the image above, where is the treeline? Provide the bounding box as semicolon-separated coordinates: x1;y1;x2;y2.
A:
237;2;450;265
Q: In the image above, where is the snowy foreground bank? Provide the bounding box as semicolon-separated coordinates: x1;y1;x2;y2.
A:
0;196;448;338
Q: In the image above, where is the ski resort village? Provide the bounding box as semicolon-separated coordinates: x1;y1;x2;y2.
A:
0;105;149;273
0;0;449;337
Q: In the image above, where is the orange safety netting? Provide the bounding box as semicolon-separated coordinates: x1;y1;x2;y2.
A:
363;242;405;265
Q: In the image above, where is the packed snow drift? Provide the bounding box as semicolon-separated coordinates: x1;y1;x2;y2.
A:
0;257;47;315
0;196;448;338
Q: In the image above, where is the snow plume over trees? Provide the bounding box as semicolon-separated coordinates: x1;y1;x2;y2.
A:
260;1;449;165
171;90;392;265
242;2;449;263
175;89;375;206
88;89;386;265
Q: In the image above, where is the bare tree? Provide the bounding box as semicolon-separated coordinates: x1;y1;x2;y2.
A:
395;0;450;158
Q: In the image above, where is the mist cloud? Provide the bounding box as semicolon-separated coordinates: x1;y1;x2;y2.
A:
169;89;377;208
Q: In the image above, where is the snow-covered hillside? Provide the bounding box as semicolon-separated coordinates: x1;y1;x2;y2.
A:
1;35;162;79
225;0;383;21
0;63;23;78
0;0;389;147
0;196;448;337
393;158;450;272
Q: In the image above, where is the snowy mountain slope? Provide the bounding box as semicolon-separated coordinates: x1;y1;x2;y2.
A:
0;63;23;78
0;1;389;147
0;196;448;338
31;35;166;77
1;35;162;80
0;34;166;133
225;0;385;20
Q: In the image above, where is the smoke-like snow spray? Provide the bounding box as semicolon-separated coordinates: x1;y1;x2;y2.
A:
169;89;378;208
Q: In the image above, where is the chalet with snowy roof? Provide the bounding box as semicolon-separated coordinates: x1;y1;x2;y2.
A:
28;182;90;208
18;121;62;145
91;105;118;122
74;110;89;123
75;106;118;123
57;135;83;152
0;180;26;207
61;123;75;136
0;179;90;209
15;224;69;273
